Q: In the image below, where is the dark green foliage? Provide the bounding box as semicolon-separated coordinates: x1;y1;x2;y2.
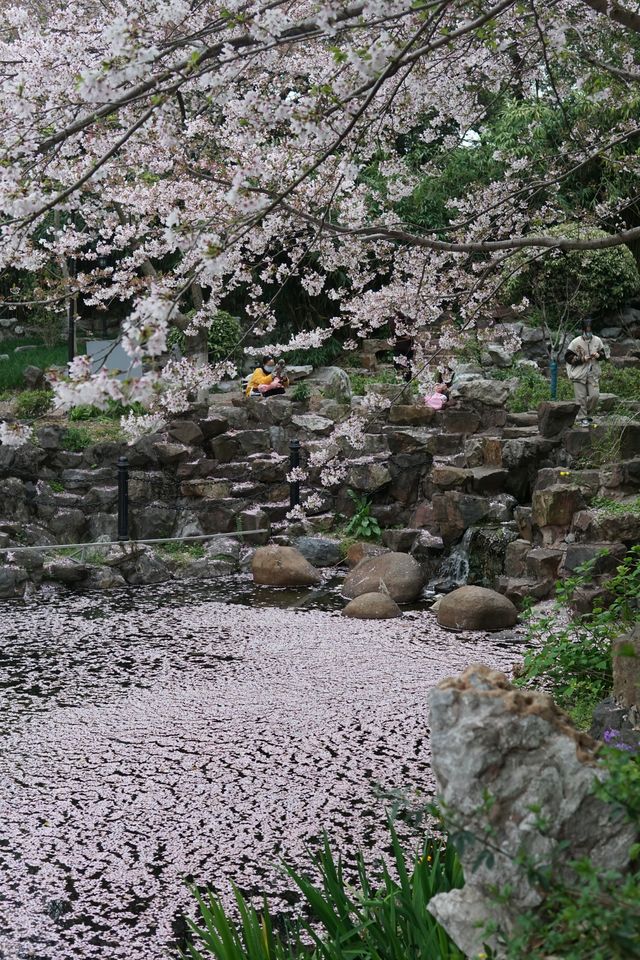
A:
515;546;640;729
503;225;640;323
168;312;243;363
14;389;53;418
344;491;382;540
207;311;243;363
182;825;464;960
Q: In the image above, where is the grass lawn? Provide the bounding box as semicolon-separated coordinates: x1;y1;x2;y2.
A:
0;338;67;393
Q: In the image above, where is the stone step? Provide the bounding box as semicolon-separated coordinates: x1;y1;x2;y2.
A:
502;425;540;439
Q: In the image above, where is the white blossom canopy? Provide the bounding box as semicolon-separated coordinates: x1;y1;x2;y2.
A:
1;0;640;420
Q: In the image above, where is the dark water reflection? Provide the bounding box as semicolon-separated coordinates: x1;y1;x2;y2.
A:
0;577;525;960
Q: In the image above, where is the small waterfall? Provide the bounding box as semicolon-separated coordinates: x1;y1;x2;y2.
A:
430;527;474;592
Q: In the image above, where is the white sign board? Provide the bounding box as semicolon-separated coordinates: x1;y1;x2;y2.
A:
86;340;142;381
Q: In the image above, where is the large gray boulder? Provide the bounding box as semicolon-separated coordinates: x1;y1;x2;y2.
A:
294;536;342;567
428;665;637;958
252;545;322;586
342;551;424;602
306;366;352;403
537;400;579;437
451;377;513;406
437;585;517;631
342;592;402;619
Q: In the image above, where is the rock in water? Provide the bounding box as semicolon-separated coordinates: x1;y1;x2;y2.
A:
252;545;322;586
342;592;402;619
427;665;637;959
342;551;424;602
437;585;517;631
293;536;342;567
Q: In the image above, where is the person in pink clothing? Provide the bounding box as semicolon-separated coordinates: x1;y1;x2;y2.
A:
424;382;449;410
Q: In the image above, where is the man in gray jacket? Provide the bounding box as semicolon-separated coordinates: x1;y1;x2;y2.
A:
565;319;608;426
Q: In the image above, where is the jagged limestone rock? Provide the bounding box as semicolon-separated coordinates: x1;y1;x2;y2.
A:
428;665;637;959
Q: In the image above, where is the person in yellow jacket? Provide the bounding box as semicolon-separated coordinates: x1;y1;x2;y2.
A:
245;355;288;398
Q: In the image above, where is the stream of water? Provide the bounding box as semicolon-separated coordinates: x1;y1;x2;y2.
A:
0;578;525;960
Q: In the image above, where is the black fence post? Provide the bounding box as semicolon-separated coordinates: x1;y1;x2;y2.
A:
117;456;129;541
289;438;300;509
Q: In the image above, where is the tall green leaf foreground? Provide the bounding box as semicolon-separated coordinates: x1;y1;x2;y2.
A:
181;824;464;960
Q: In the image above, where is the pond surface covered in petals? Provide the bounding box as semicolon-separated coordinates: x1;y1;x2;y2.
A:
0;580;524;960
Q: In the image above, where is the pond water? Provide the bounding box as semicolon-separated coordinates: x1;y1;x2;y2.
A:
0;578;525;960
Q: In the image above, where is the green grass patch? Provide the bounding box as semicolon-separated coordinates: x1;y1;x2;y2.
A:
0;338;67;392
591;495;640;517
158;541;205;563
492;365;573;412
606;365;640;402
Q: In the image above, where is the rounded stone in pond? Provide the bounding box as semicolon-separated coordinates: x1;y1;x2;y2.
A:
437;585;518;632
252;545;322;586
342;592;402;620
342;551;424;602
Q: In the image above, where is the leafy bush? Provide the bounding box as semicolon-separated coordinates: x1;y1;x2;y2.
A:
68;404;102;421
344;491;382;540
291;381;311;403
182;825;464;960
14;389;53;418
503;224;640;323
168;311;242;363
515;546;640;729
61;426;93;451
207;311;242;363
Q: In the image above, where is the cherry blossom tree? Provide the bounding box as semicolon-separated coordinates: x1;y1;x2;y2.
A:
1;0;640;439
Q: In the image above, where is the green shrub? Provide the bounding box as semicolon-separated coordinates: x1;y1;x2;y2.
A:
285;335;345;367
167;311;242;363
68;404;101;421
207;311;242;363
291;381;310;403
182;825;464;960
61;426;93;451
515;546;640;729
344;491;382;540
349;368;402;396
14;389;53;418
503;224;640;323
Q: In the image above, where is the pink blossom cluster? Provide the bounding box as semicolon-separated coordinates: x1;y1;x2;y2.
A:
0;0;638;449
